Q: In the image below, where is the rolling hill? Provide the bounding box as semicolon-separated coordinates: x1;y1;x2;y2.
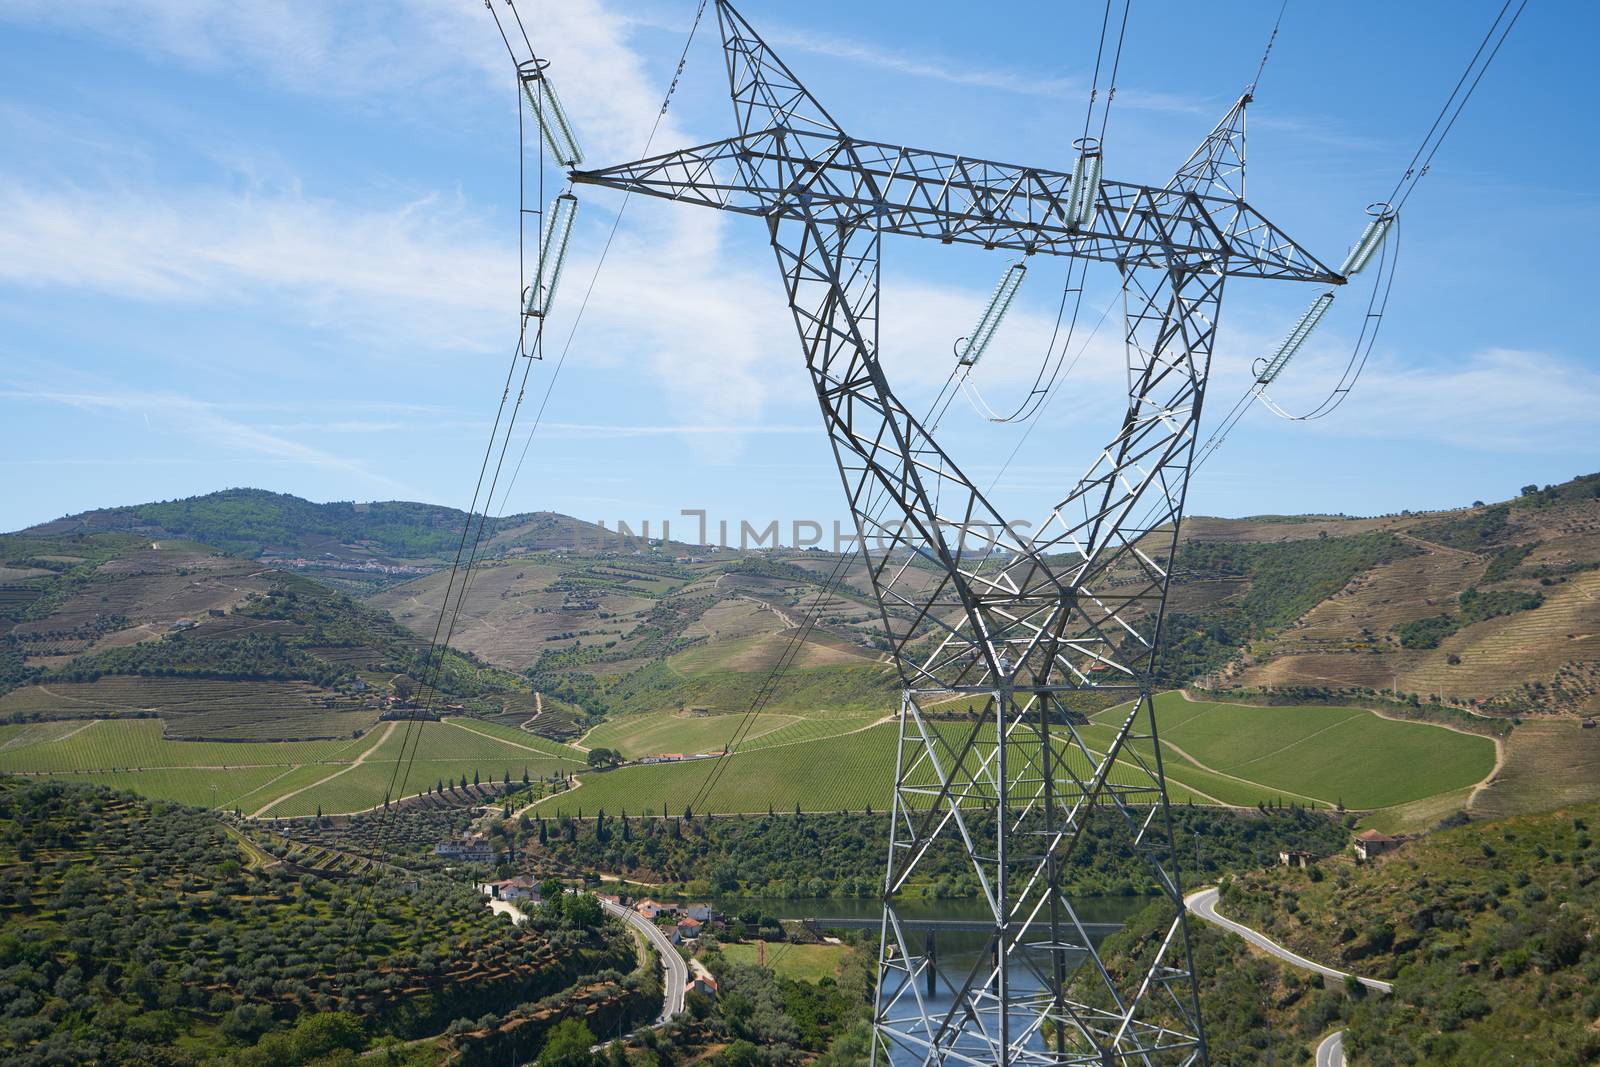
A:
3;473;1596;823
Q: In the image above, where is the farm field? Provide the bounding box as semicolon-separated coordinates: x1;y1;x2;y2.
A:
716;942;853;982
545;720;1214;819
0;678;379;739
0;718;365;772
578;703;885;760
0;716;585;817
550;695;1495;818
1085;693;1497;810
580;710;806;757
53;766;294;809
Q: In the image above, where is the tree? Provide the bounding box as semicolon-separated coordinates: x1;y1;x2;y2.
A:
565;892;604;929
287;1012;365;1060
538;1019;599;1067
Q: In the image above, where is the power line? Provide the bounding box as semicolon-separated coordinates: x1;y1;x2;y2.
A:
493;0;711;517
384;13;552;807
1178;0;1526;472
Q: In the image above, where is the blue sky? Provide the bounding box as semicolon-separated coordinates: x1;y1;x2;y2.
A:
1;0;1594;537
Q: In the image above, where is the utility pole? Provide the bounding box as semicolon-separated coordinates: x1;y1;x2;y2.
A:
573;4;1343;1061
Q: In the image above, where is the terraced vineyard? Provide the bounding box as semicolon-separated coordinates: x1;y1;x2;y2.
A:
0;717;585;817
551;694;1494;819
0;677;380;739
1083;694;1496;810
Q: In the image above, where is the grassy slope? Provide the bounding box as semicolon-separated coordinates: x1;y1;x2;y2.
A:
1088;693;1495;810
716;942;852;983
0;717;585;817
545;696;1489;817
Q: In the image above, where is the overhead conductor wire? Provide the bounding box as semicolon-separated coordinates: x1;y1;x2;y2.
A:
1201;0;1525;455
383;0;552;812
389;0;714;812
685;2;1137;815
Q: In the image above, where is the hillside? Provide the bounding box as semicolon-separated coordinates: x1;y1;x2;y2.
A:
1210;798;1600;1064
369;550;896;747
4;473;1596;824
1179;473;1600;718
0;777;647;1066
26;488;612;574
0;530;526;741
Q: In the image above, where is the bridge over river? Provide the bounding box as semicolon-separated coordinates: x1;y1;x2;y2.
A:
800;916;1125;934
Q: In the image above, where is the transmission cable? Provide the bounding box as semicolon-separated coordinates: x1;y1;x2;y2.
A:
384;7;555;811
958;0;1132;426
1220;0;1523;434
492;0;712;518
691;6;1146;808
1132;0;1525;532
390;0;715;815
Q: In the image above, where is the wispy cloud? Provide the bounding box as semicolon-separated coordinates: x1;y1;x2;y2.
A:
1266;346;1600;452
540;421;816;437
622;12;1210;115
0;180;515;352
4;386;421;494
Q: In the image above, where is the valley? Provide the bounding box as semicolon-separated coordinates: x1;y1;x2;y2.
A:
4;479;1596;828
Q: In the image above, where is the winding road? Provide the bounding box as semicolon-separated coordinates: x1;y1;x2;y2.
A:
485;895;685;1028
1186;885;1392;1067
599;898;687;1025
1185;886;1392;994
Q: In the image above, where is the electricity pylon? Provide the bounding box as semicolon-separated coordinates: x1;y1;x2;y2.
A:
574;6;1341;1063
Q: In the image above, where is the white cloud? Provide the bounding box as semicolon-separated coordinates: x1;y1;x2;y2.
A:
0;180;515;351
4;386;420;493
0;0;691;162
1263;346;1600;452
0;0;808;434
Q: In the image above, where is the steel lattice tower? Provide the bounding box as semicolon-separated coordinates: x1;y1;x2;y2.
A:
574;5;1342;1063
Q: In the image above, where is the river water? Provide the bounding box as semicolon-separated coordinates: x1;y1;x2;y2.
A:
713;894;1153;1060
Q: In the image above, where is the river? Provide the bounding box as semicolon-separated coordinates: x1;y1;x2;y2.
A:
712;894;1152;1062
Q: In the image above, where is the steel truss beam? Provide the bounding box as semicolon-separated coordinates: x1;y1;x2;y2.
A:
573;5;1341;1064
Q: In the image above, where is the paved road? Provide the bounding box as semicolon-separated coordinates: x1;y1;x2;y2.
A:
1316;1029;1345;1067
489;896;686;1028
601;898;687;1024
1186;887;1393;994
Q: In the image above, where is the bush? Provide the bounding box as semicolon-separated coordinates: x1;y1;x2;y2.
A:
538;1019;599;1067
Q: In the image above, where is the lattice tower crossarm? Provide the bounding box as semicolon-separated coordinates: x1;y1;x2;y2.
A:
570;4;1344;1063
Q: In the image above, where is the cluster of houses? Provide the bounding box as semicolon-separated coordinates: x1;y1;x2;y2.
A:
1277;828;1405;870
434;831;500;865
605;896;715;944
484;875;541;902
